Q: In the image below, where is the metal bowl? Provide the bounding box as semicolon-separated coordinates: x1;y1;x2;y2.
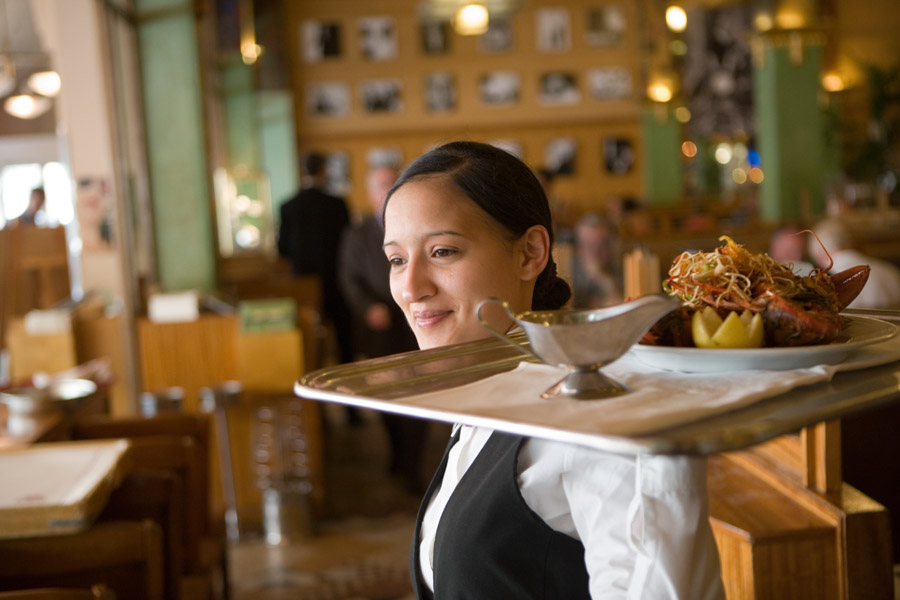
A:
0;378;97;416
476;294;681;400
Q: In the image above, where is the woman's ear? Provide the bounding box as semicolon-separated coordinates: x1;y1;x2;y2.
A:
518;225;550;281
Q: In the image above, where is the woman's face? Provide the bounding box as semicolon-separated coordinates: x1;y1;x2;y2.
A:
383;176;539;350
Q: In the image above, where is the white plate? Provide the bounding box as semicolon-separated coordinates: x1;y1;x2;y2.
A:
629;315;899;373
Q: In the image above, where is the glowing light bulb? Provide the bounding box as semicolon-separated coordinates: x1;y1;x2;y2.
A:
665;6;687;33
454;4;489;36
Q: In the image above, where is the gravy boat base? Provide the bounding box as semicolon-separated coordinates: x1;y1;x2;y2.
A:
540;369;629;400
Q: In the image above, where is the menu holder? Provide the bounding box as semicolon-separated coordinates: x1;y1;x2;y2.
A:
0;439;131;538
623;248;660;298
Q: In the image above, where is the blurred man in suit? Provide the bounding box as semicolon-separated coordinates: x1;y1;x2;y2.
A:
278;152;353;364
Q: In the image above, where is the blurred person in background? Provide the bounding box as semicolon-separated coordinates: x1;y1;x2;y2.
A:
8;187;45;228
278;152;354;364
768;226;815;276
571;212;623;309
338;165;428;491
810;218;900;309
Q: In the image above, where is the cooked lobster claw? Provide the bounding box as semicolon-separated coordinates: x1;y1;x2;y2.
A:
830;265;870;309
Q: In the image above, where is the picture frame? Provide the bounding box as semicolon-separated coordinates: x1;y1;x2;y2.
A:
479;71;521;106
300;20;341;63
481;17;514;53
545;138;577;175
587;67;632;100
359;16;397;61
366;146;403;169
535;8;572;52
539;72;580;106
420;21;450;54
325;151;351;197
306;82;350;117
603;137;635;174
489;139;524;160
586;5;627;47
425;71;457;113
359;79;404;114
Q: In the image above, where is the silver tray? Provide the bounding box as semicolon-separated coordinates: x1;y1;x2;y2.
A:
295;309;900;455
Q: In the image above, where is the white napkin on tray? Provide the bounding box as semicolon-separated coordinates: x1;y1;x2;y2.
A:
400;334;900;438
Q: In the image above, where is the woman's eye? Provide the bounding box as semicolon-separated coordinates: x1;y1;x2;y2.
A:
388;256;406;267
432;247;456;258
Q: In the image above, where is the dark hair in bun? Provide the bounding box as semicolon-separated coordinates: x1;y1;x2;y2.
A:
385;141;571;310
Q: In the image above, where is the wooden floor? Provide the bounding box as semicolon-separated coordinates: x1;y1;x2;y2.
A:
228;405;900;600
229;405;449;600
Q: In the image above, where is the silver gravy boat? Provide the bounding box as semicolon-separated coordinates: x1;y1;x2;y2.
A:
476;294;681;400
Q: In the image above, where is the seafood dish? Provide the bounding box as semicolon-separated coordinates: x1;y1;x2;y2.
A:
641;235;870;348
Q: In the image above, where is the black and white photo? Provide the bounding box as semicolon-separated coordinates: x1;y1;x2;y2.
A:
535;8;571;52
586;5;627;47
539;72;580;105
366;146;403;169
545;137;577;175
489;139;523;159
359;16;397;61
603;137;635;174
301;20;341;63
306;82;350;117
425;72;457;113
325;151;351;196
481;17;514;53
420;21;450;54
587;67;632;100
359;79;403;114
479;71;520;106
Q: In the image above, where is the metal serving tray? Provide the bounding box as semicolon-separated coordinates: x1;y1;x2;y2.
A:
295;309;900;456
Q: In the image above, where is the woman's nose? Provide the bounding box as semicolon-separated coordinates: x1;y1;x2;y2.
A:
400;257;435;302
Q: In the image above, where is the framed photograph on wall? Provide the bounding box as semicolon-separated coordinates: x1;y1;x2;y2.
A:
603;137;635;174
586;5;627;47
366;146;403;169
545;137;577;175
359;79;403;114
306;82;350;117
301;20;341;63
359;16;397;61
425;71;457;113
539;72;580;105
489;139;523;159
535;8;572;52
479;71;521;106
420;21;450;54
481;17;514;53
325;151;351;196
587;67;632;100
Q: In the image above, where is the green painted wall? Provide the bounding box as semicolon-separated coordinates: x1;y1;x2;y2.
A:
258;91;299;216
641;105;683;206
136;0;215;292
754;43;826;223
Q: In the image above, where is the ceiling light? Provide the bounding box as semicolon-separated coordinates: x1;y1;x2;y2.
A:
665;6;687;33
27;70;61;97
454;4;489;35
647;82;673;103
822;71;844;92
4;94;52;119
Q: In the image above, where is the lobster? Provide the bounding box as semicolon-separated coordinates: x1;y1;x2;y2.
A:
641;235;871;348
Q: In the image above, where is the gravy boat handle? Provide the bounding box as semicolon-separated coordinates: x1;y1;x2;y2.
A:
476;298;541;361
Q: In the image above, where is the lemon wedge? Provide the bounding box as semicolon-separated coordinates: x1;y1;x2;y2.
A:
691;307;764;348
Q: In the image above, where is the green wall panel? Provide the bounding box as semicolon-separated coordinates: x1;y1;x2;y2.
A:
136;0;215;291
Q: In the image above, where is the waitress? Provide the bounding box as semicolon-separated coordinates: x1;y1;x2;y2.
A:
382;141;724;599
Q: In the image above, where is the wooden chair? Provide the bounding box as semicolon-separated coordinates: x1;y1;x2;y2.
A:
0;520;163;600
99;456;186;600
72;414;229;600
0;585;115;599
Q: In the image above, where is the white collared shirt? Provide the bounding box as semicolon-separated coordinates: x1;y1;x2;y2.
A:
419;424;724;599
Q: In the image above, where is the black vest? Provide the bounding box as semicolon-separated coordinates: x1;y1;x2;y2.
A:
410;430;591;599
